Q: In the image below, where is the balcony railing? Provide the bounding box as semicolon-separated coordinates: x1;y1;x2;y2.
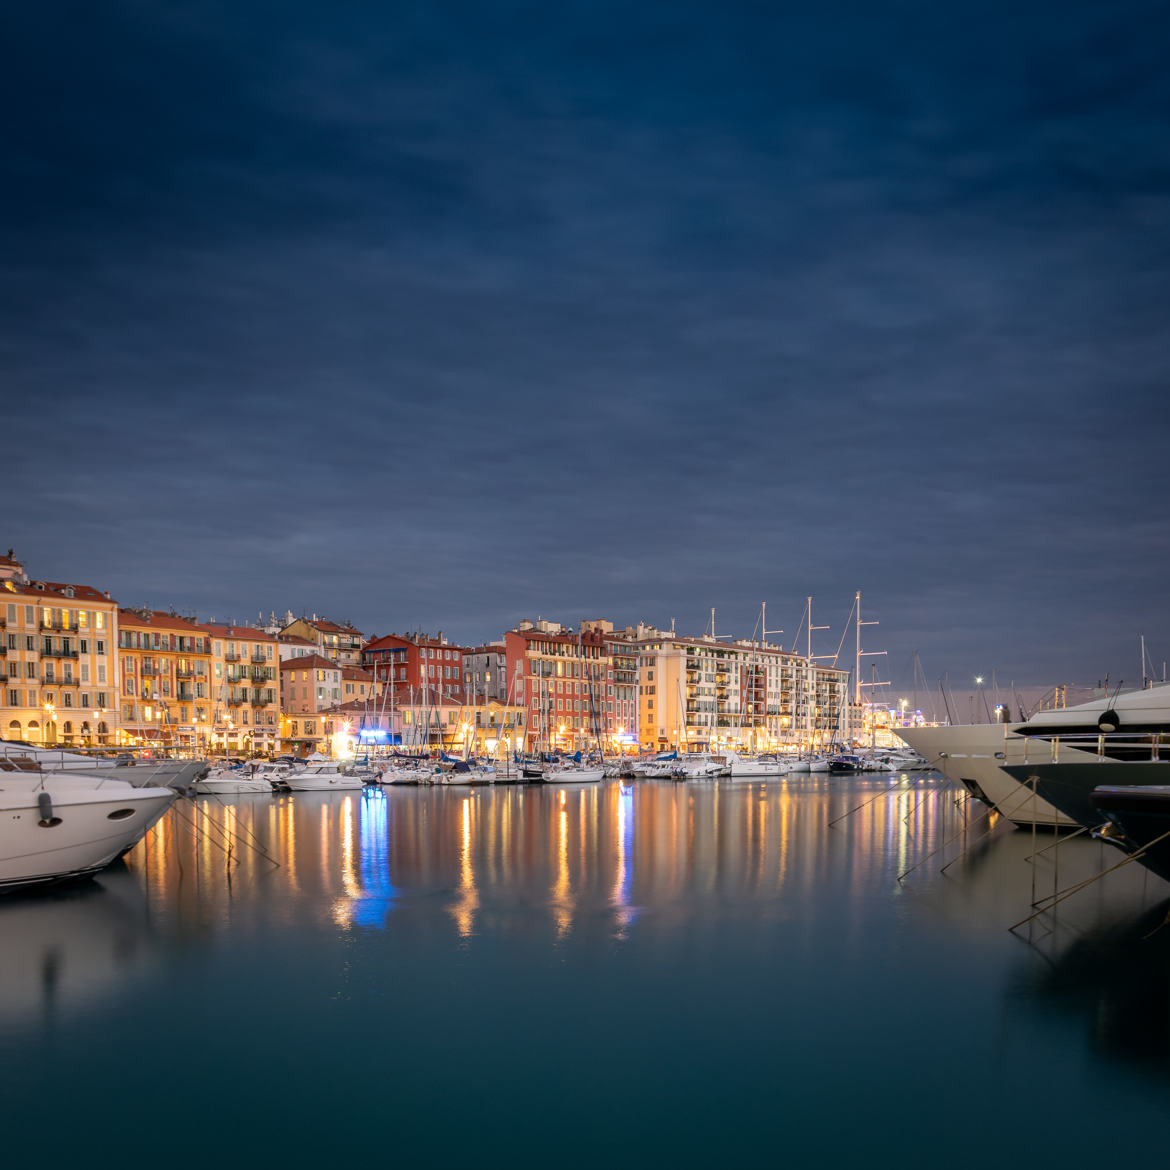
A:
141;664;158;676
251;692;271;706
39;620;65;632
224;651;240;662
177;687;194;701
175;667;194;679
227;694;245;706
250;652;267;664
250;667;270;682
41;675;80;687
43;646;80;659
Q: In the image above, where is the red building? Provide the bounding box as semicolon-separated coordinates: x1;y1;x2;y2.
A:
362;632;465;705
503;620;611;752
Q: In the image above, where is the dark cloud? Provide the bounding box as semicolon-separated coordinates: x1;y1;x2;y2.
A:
4;1;1170;687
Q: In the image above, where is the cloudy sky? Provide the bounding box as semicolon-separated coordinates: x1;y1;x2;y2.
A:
5;1;1169;691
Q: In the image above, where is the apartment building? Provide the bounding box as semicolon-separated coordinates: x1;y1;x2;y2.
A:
362;632;466;704
202;623;280;756
117;609;213;752
631;628;852;751
280;653;343;754
503;619;610;752
1;552;118;748
280;615;364;666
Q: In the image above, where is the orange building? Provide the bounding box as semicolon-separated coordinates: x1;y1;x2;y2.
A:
116;609;213;752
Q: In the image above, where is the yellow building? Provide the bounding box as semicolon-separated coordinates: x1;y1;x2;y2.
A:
2;552;118;748
116;609;213;753
203;623;280;756
280;615;364;666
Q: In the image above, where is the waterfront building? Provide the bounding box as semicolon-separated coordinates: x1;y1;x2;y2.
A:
202;623;280;756
1;552;118;748
280;615;364;666
461;642;508;703
280;653;343;754
116;608;213;752
581;620;641;752
629;627;852;752
504;619;610;753
362;631;466;703
276;632;318;662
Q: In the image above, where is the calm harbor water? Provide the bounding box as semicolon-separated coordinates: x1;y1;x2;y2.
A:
2;775;1168;1167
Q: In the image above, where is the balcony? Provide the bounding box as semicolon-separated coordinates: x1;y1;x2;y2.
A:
175;667;194;679
250;667;270;682
44;646;80;659
251;692;271;707
177;687;194;701
224;650;240;663
42;674;80;687
250;652;267;664
227;693;245;707
38;620;65;632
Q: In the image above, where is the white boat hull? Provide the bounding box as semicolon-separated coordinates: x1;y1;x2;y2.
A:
0;775;175;890
283;773;365;792
193;777;274;795
895;725;1084;828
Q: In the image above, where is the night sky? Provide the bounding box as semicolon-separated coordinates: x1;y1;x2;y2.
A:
6;1;1169;691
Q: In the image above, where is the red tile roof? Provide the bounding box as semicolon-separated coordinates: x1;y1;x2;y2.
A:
118;608;206;632
201;623;277;640
279;654;341;673
2;579;115;604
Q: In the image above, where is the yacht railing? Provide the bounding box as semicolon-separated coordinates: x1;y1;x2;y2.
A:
1016;730;1170;764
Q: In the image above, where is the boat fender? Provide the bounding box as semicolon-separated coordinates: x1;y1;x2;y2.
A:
37;792;62;827
1097;709;1120;733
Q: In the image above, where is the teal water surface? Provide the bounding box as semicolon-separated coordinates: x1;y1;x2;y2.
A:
1;776;1167;1168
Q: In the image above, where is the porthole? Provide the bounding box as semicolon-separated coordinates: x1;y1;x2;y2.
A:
106;808;136;821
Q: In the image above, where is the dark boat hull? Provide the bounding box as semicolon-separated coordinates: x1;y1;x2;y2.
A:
1089;785;1170;883
1002;762;1170;830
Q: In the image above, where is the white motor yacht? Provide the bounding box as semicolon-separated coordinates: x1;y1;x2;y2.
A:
546;767;605;784
0;764;176;890
282;762;365;792
193;769;276;795
718;751;791;779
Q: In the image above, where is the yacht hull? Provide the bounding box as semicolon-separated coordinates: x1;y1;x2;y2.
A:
0;778;175;890
1003;761;1170;831
895;725;1080;829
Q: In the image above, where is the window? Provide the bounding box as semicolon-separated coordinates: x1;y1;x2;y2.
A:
96;640;105;655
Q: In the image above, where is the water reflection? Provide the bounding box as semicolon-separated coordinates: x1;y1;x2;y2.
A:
1011;899;1170;1077
121;776;974;942
0;868;159;1033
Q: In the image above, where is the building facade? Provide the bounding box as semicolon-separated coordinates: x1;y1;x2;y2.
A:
461;642;508;703
631;628;852;751
2;554;118;748
280;653;343;755
281;616;364;666
503;620;611;752
202;624;280;756
117;609;213;753
362;632;466;704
